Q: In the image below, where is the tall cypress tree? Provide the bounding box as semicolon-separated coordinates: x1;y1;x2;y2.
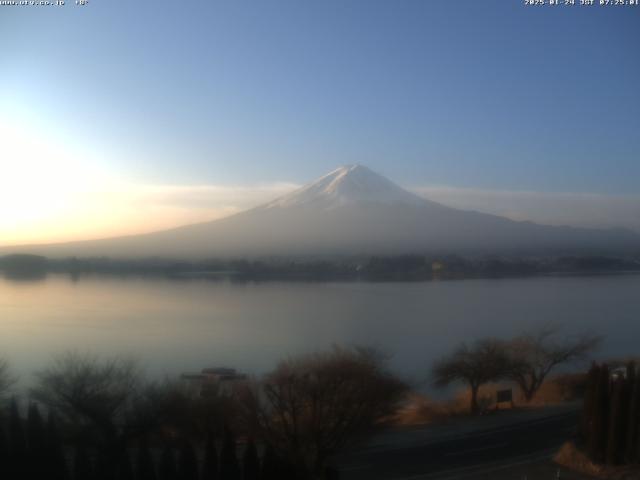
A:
637;406;640;466
590;364;610;463
117;451;134;480
260;444;295;480
626;362;637;388
9;398;27;479
242;439;259;480
324;465;340;480
27;403;48;479
27;404;46;448
581;363;600;443
74;445;94;480
96;449;118;480
220;427;240;480
178;440;199;480
137;437;157;480
606;376;629;465
260;444;279;480
0;425;8;478
625;365;640;464
158;445;178;480
46;412;69;480
202;431;219;480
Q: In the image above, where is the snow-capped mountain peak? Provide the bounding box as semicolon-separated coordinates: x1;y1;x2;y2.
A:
265;164;427;209
4;164;638;259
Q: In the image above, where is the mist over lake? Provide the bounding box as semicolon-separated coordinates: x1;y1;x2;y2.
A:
2;273;639;387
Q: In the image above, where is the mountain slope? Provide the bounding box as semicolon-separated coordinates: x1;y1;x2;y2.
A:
3;165;639;258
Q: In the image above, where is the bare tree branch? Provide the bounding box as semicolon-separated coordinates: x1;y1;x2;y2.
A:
237;346;407;477
505;327;601;402
431;339;510;415
31;352;142;443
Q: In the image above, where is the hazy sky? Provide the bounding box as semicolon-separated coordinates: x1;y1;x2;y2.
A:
1;0;639;245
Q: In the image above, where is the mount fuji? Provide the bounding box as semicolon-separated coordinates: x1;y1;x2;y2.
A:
5;165;639;258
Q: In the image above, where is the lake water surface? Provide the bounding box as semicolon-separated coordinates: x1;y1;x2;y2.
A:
1;273;639;387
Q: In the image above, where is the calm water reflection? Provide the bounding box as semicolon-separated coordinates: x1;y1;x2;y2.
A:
1;273;639;386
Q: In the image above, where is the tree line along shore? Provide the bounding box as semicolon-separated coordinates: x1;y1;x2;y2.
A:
1;253;639;282
0;327;613;480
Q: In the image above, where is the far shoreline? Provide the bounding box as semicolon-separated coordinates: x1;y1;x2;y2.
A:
1;252;639;284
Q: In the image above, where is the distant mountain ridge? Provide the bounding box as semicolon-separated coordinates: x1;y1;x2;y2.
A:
3;165;639;259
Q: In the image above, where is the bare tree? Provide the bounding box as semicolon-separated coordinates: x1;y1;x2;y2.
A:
31;351;144;474
0;358;15;401
32;352;140;436
238;346;408;479
432;339;510;415
505;327;601;402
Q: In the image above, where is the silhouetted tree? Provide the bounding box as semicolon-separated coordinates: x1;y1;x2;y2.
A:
31;352;152;473
137;437;157;480
505;328;600;402
27;403;48;479
0;359;14;401
0;425;8;478
625;364;639;463
605;377;629;465
178;440;199;480
202;431;219;480
240;347;406;477
9;398;27;478
117;451;134;480
74;445;94;480
589;364;610;463
220;427;240;480
260;444;296;480
260;444;279;480
96;449;118;480
32;353;140;443
581;363;600;441
159;445;178;480
46;412;69;480
432;339;509;415
323;466;340;480
242;438;259;480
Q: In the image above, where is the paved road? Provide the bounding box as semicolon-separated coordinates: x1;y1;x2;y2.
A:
337;410;581;480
